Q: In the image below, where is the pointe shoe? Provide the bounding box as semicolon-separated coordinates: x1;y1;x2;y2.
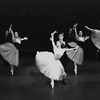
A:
74;69;77;75
50;81;54;89
11;69;14;75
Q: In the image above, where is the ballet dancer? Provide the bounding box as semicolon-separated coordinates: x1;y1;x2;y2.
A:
66;23;86;75
5;24;28;75
73;23;89;42
35;30;78;88
85;25;100;58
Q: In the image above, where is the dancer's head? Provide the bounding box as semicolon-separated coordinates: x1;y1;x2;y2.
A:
58;33;64;40
79;31;83;37
14;32;19;38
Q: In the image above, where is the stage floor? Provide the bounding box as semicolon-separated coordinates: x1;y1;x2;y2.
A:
0;58;100;100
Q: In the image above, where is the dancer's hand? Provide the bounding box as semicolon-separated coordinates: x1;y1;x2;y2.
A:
85;26;88;28
50;37;52;41
9;24;12;31
9;24;12;29
51;30;57;36
85;36;89;41
86;35;89;38
10;24;12;28
74;23;78;28
24;37;28;40
85;26;90;30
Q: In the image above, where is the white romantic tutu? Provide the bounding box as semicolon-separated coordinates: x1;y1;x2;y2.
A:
0;43;19;66
35;51;67;80
91;30;100;50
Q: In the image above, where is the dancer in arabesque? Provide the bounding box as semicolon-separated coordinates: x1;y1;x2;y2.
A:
0;24;28;75
66;23;89;75
35;31;78;88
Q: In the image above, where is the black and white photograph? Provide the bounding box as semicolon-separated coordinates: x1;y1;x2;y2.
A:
0;0;100;100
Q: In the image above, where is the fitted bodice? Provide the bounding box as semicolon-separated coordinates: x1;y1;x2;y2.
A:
54;46;66;60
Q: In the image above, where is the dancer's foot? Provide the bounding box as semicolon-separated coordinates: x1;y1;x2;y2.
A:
74;68;77;75
11;69;14;75
50;80;54;89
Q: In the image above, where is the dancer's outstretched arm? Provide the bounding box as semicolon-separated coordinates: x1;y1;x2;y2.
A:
84;36;90;41
66;46;78;51
85;26;95;32
20;37;28;41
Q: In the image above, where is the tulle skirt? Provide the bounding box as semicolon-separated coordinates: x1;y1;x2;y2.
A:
66;42;83;65
91;34;100;49
91;30;100;49
93;40;100;50
35;51;67;80
0;43;19;66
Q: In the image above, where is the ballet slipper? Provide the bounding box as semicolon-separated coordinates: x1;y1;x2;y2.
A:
11;69;14;75
74;62;77;75
10;65;14;75
50;80;54;89
74;68;77;75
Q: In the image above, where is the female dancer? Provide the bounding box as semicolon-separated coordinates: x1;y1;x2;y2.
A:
35;31;78;88
73;23;89;74
56;33;68;84
66;23;88;75
73;23;89;42
2;24;28;75
9;24;28;75
85;25;100;57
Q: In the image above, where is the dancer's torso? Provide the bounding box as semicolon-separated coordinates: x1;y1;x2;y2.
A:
5;34;20;49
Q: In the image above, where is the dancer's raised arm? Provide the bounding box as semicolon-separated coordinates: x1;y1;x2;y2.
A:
85;26;95;32
9;24;12;32
50;31;57;48
20;37;28;41
73;23;79;39
9;25;15;41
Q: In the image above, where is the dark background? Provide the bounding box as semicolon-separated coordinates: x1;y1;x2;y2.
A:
0;0;100;59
